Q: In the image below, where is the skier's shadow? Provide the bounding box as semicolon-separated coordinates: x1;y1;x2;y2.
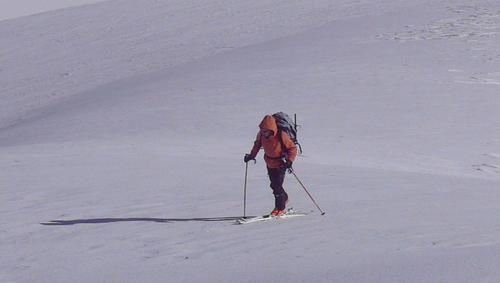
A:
41;216;249;226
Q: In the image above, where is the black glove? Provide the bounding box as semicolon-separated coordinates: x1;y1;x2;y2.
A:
285;160;293;172
244;154;255;163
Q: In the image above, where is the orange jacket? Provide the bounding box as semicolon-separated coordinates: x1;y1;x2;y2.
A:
249;115;298;168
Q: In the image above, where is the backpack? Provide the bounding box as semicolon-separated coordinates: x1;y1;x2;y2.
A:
272;112;303;154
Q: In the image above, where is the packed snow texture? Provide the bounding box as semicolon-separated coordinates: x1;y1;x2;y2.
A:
1;0;500;282
0;0;106;21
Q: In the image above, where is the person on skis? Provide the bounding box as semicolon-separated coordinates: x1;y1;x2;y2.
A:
244;115;298;216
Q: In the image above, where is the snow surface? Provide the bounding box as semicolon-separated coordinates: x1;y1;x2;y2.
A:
1;0;500;282
0;0;107;21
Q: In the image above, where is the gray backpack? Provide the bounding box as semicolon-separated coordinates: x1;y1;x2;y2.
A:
272;112;303;154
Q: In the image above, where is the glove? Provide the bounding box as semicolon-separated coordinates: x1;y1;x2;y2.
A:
244;154;255;163
285;160;293;172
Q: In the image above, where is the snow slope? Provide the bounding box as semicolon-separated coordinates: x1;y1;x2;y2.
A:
0;0;377;129
0;0;107;21
1;0;500;282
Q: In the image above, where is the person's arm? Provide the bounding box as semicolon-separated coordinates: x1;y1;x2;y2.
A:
249;132;262;158
281;132;297;162
245;132;262;162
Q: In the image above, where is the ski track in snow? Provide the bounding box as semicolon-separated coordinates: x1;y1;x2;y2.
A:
377;3;500;86
377;4;500;44
473;153;500;174
455;72;500;85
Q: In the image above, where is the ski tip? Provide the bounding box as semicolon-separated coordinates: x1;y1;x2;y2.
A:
321;212;326;215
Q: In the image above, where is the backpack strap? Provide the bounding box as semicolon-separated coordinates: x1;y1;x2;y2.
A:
277;129;288;157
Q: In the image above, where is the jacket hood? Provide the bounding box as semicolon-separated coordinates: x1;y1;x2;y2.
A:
259;115;278;135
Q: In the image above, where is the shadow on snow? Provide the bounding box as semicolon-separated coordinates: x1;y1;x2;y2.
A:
40;216;251;225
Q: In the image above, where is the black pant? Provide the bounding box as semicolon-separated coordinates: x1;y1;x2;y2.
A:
267;167;288;210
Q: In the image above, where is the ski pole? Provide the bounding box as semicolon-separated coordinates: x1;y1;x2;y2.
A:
243;162;249;218
291;171;325;215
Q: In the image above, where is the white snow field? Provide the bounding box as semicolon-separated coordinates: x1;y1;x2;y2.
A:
0;0;107;21
1;0;500;282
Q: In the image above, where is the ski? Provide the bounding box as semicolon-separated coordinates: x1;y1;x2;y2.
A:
236;208;306;225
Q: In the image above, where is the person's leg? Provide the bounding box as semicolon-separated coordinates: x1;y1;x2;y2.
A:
267;167;288;210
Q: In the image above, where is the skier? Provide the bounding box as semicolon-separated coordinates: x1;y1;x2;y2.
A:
244;115;298;216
